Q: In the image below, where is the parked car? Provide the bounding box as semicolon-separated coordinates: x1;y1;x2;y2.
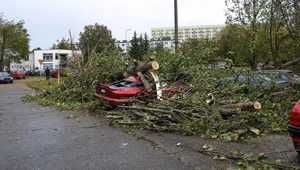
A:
10;70;25;79
0;72;14;83
288;99;300;154
26;70;35;76
261;70;294;86
94;75;191;107
50;69;73;78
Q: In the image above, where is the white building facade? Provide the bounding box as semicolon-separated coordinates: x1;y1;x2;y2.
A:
10;49;81;71
115;40;130;54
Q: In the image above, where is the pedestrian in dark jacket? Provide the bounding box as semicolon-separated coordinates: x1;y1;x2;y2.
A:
45;67;50;80
263;61;274;70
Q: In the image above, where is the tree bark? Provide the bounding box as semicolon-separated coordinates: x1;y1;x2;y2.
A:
224;101;261;111
137;71;152;92
233;127;249;140
219;107;241;119
281;57;300;68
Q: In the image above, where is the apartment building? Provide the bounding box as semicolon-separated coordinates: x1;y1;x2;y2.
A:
151;24;226;40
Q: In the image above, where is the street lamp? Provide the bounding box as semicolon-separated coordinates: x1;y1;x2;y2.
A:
125;29;131;54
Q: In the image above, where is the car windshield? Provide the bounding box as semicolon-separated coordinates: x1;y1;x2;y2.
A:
0;72;9;77
3;72;10;76
255;74;271;82
110;80;144;88
264;72;292;81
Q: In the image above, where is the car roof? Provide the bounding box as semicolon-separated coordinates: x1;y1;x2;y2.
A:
262;70;293;73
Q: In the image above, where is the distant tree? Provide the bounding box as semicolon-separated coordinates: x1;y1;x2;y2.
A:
143;33;150;54
50;38;71;50
129;31;140;60
180;38;219;64
31;47;42;52
225;0;268;67
128;31;150;60
217;25;252;65
78;23;116;64
0;14;30;70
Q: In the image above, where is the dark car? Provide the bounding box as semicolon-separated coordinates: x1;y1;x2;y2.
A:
0;72;14;83
288;99;300;154
94;75;191;106
261;70;294;86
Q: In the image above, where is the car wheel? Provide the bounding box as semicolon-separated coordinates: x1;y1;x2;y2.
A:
294;142;300;154
23;76;26;79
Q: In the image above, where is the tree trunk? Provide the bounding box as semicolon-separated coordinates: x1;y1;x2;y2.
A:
137;71;152;92
233;127;249;140
281;57;300;68
225;101;261;111
219;107;241;119
0;31;6;71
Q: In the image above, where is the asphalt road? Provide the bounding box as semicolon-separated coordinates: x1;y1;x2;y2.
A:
0;81;299;170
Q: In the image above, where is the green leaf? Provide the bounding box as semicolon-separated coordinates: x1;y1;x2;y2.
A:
257;153;265;160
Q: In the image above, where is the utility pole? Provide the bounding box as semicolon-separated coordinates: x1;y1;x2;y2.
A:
174;0;179;52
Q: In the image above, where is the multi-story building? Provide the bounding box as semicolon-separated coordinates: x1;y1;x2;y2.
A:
10;49;81;71
151;24;226;40
115;38;180;53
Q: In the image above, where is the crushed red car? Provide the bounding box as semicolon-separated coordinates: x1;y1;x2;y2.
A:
288;99;300;154
94;75;192;106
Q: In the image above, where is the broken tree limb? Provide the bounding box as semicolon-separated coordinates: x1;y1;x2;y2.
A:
219;107;241;119
281;57;300;68
137;71;152;92
69;29;82;69
218;100;237;105
138;60;159;73
133;111;159;121
233;127;249;140
150;51;157;60
118;105;183;115
224;101;261;111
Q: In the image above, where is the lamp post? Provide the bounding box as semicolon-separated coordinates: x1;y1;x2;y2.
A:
125;29;131;54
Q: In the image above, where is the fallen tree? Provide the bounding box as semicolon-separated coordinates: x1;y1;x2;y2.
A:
24;49;300;142
281;57;300;69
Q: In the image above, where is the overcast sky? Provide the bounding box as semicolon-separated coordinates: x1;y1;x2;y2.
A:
1;0;227;50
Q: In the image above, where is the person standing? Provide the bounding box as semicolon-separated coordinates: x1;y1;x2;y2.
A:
45;67;50;80
263;61;274;70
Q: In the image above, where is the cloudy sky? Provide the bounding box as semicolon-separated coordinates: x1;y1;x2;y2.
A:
1;0;227;50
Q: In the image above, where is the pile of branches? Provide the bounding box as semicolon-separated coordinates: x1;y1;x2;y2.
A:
104;55;300;140
108;90;267;141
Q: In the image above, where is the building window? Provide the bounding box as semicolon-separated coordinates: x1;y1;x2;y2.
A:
43;53;53;62
122;44;125;47
164;42;168;45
